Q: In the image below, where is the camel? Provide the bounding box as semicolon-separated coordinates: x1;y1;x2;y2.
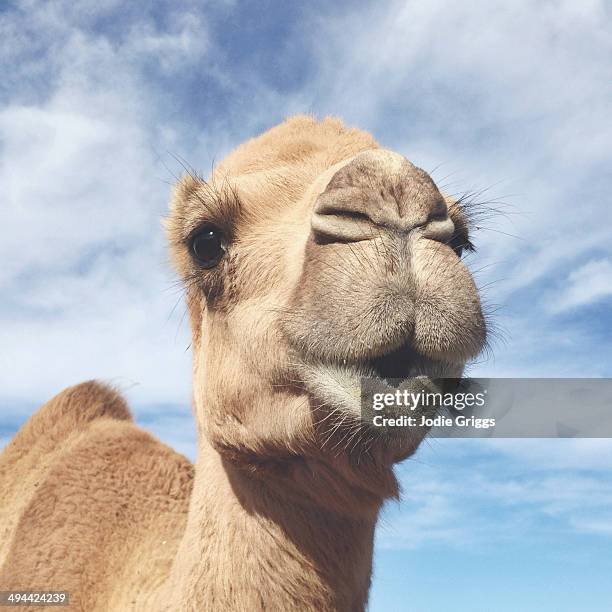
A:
0;115;486;611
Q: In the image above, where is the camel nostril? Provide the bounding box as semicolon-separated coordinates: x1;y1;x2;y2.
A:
325;208;371;223
311;207;376;243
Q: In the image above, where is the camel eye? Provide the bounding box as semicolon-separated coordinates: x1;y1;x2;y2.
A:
190;225;225;268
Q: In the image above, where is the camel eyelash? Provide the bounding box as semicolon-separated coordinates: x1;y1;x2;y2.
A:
447;232;476;257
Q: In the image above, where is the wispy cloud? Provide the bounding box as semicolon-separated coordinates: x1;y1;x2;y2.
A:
546;259;612;314
0;1;215;405
572;517;612;536
378;439;612;550
484;438;612;471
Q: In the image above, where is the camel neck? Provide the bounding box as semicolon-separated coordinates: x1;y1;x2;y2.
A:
163;442;377;611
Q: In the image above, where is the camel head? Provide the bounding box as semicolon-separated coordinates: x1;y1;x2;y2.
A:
166;116;486;514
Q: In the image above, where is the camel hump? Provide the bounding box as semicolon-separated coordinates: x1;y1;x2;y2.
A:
12;380;132;449
37;379;133;430
2;380;132;466
0;381;135;564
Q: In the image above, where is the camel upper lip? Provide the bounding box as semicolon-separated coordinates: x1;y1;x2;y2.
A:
346;340;460;383
294;337;462;393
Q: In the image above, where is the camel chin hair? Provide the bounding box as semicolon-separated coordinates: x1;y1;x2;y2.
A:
0;115;486;612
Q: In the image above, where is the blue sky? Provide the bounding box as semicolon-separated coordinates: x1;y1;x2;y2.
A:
1;1;611;610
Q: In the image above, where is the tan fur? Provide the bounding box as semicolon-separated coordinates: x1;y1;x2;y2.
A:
0;116;485;611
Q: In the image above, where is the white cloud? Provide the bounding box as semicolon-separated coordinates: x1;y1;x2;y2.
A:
572;517;612;536
124;13;209;72
0;2;215;406
377;439;612;550
0;103;153;282
483;438;612;471
378;483;469;549
546;258;612;313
